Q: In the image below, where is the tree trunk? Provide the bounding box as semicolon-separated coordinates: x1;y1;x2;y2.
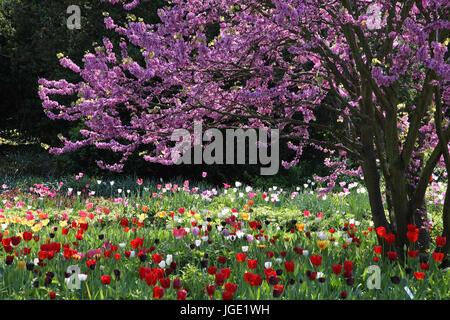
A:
441;182;450;255
408;184;431;254
360;123;390;232
389;165;410;260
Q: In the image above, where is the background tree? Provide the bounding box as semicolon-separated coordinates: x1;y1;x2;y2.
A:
38;0;450;259
1;0;327;183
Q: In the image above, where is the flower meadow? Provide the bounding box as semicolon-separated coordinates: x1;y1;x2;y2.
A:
0;177;448;300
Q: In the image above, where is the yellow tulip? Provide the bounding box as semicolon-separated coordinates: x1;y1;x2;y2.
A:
31;223;42;232
18;261;25;270
296;223;305;231
157;211;166;218
59;220;68;227
317;240;328;250
241;212;249;220
26;220;35;227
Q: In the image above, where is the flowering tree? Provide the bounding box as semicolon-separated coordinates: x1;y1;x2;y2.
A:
38;0;449;258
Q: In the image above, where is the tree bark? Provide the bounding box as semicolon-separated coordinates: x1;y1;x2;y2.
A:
360;123;390;233
441;185;450;255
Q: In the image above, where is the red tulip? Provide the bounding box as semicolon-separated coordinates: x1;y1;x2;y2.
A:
433;252;444;262
152;253;162;264
310;255;322;267
376;226;386;238
225;283;237;293
38;251;48;260
206;285;215;297
159;278;171;289
408;249;419;258
10;236;21;247
284;261;295;273
236;253;247;262
420;263;430;271
153;286;164;299
101;275;111;285
343;261;353;272
373;245;382;255
218;256;227;264
247;259;258;270
414;272;425;280
331;264;342;275
104;251;111;259
22;231;32;242
2;238;11;247
173;278;182;290
207;266;217;275
436;236;446;248
222;291;233;300
264;268;278;284
308;271;317;281
120;218;129;228
250;273;262;286
215;273;226;286
406;226;419;243
387;251;397;261
384;233;396;244
5;255;14;265
273;284;284;297
114;253;120;260
49;292;56;299
145;273;157;286
177;289;187;300
221;268;231;279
